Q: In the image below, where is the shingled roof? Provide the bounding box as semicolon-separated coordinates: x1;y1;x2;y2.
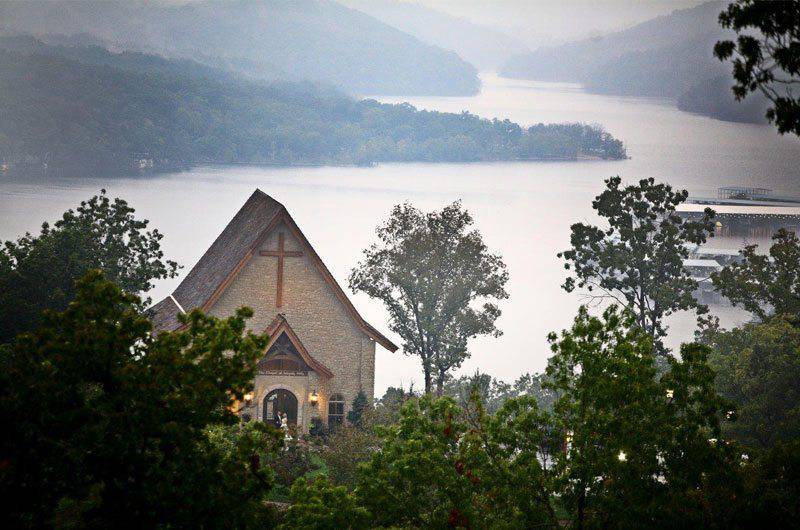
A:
148;189;397;352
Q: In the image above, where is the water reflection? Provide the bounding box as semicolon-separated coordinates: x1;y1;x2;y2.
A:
1;76;798;392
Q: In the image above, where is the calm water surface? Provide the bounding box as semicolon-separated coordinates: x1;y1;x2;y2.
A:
2;74;798;392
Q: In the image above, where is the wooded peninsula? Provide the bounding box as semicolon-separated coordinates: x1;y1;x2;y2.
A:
0;37;627;176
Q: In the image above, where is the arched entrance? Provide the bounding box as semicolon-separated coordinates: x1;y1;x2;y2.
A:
263;389;298;426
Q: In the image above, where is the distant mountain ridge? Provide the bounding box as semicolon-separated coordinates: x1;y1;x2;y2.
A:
0;0;480;96
501;1;728;83
340;0;528;70
499;1;769;125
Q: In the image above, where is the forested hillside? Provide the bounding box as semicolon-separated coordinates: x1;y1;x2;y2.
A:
0;0;479;96
0;39;626;176
499;1;769;125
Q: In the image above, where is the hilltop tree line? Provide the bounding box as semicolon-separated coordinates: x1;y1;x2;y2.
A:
0;38;626;176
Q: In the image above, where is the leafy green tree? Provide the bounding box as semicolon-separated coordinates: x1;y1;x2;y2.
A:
546;306;735;528
356;396;498;528
711;229;800;322
350;201;509;394
347;304;739;529
289;302;785;528
559;177;715;353
0;271;274;529
280;477;370;530
463;394;560;528
0;190;179;343
736;440;800;527
204;422;283;527
346;390;369;429
269;438;317;501
715;0;800;136
699;315;800;449
444;369;558;414
319;424;378;490
372;385;414;425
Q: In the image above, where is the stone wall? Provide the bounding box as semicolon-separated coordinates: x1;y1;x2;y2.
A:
210;220;376;432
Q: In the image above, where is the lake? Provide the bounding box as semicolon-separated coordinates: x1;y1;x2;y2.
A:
2;73;798;393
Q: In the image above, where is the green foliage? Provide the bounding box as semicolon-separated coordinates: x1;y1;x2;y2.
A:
559;176;715;353
320;424;378;490
546;305;734;528
444;370;558;413
280;477;371;530
0;190;178;343
270;438;318;501
350;201;509;394
286;304;800;528
700;316;800;449
356;396;498;528
372;386;414;425
204;422;283;528
0;38;627;176
711;228;800;322
0;270;273;528
347;390;370;428
736;440;800;527
715;0;800;136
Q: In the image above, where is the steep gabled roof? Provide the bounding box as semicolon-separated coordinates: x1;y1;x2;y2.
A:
175;189;283;312
149;189;398;352
147;296;182;331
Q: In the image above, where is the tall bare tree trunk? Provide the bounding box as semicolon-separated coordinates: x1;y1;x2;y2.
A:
435;370;447;396
423;361;432;394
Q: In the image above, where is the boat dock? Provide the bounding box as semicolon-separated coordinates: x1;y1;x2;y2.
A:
676;187;800;238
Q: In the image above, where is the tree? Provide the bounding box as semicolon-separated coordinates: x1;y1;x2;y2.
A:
699;316;800;449
280;477;370;530
356;396;505;528
559;176;715;353
545;306;736;529
715;0;800;136
291;305;774;527
0;190;179;343
711;228;800;322
319;424;378;490
346;390;369;428
349;201;508;394
444;369;558;414
0;271;276;528
736;440;800;527
372;385;415;425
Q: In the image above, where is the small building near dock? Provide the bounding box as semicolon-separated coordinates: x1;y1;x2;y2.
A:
677;202;800;238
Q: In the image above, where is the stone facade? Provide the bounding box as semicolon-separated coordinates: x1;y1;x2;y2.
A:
209;220;376;432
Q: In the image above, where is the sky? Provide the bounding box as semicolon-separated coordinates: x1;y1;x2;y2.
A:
402;0;706;43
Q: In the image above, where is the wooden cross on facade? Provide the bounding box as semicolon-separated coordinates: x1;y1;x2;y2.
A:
259;232;303;308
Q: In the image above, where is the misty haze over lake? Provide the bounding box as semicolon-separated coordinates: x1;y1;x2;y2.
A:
3;74;797;394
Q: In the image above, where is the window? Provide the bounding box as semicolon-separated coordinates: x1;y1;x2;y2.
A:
328;393;345;429
258;333;308;374
263;357;301;372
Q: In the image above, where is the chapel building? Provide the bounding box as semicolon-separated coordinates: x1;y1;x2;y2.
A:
149;189;397;432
